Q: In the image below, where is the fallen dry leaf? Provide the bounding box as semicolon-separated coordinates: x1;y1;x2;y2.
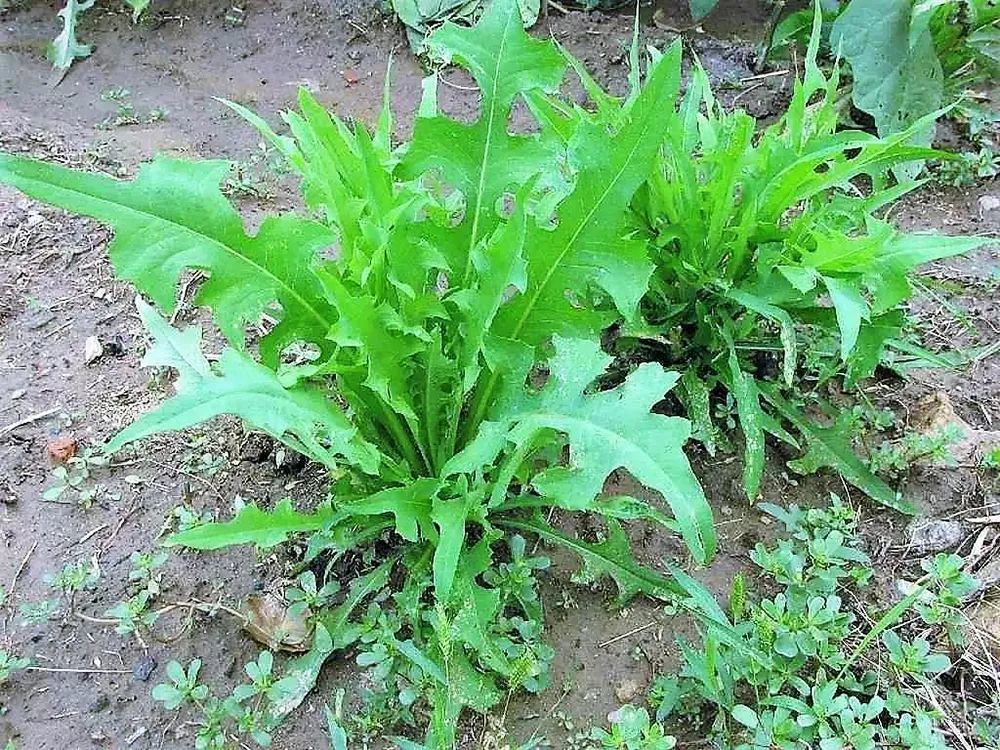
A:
47;435;77;463
243;593;311;653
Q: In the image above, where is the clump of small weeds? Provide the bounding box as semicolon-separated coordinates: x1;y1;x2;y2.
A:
105;548;169;635
0;650;30;684
43;445;118;507
223;141;287;200
644;495;976;750
18;558;100;624
97;87;167;130
869;424;963;477
153;653;298;749
933;146;1000;186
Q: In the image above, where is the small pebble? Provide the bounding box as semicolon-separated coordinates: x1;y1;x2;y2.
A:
132;654;157;682
83;335;103;365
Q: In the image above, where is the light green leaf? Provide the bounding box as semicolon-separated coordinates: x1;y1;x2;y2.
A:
777;265;818;294
727;288;797;387
166;499;335;550
494;42;683;345
107;304;378;473
319;558;395;650
688;0;720;21
325;701;348;750
731;704;759;729
0;154;337;367
391;0;478;37
968;23;1000;62
518;0;540;25
823;275;870;360
133;297;212;386
877;233;993;270
271;560;395;725
123;0;150;21
396;639;448;684
449;183;530;391
343;479;440;543
430;493;479;599
441;421;509;477
47;0;96;71
267;624;333;725
726;348;764;503
832;0;943;168
321;273;425;424
400;0;566;275
499;337;715;564
502;515;680;604
845;311;905;388
762;385;914;514
679;369;719;456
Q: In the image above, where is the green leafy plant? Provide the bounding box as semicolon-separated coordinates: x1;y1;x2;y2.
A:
833;0;1000;148
910;552;978;646
589;705;677;750
648;495;958;750
97;87;167;129
42;445;117;507
104;548;168;635
0;650;30;684
0;1;718;744
47;0;96;72
45;558;100;595
868;424;962;476
391;0;539;48
580;6;985;505
981;444;1000;470
47;0;153;74
769;0;1000;148
152;657;299;748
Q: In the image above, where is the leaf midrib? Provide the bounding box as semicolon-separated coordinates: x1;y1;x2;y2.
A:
521;409;690;486
463;9;515;281
508;112;656;340
13;170;332;339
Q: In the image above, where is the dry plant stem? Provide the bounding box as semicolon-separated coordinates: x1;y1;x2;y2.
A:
141;457;224;499
7;540;38;600
598;620;657;648
0;406;59;437
79;599;249;628
27;666;132;675
922;685;974;750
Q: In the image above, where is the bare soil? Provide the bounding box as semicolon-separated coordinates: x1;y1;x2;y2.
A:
0;2;997;749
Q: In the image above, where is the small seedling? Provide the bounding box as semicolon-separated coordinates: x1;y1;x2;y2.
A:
0;650;30;683
18;598;60;625
913;552;978;646
43;446;117;507
105;548;169;635
981;445;1000;470
649;496;961;750
97;87;167;129
46;558;100;595
588;705;676;750
153;654;299;748
869;425;963;477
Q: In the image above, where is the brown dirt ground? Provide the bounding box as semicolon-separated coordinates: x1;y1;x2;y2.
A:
0;1;998;749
